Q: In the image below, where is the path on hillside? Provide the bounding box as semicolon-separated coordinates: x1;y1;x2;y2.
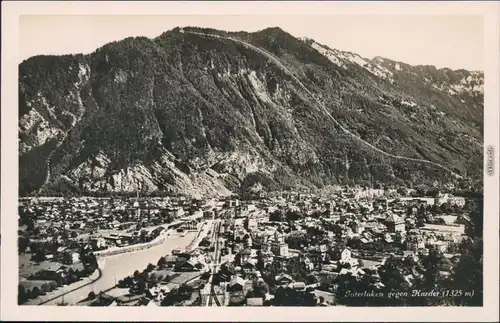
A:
183;30;463;180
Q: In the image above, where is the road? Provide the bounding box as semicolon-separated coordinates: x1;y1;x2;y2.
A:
41;230;199;305
182;30;462;180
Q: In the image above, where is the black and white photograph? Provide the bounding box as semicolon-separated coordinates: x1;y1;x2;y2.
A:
2;1;499;322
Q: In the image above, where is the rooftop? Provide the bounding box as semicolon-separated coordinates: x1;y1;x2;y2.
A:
385;213;404;223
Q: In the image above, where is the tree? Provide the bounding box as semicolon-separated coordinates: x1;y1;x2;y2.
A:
32;227;41;236
451;238;482;306
449;199;483;306
82;253;98;273
328;247;341;261
161;287;180;306
61;231;70;240
133;270;140;278
68;272;78;284
269;210;284;222
25;217;35;231
228;291;246;306
286;210;302;222
310;211;322;219
146;263;155;272
465;199;483;238
150;273;159;282
18;285;28;304
29;241;40;254
18;237;30;253
200;271;210;280
137;276;147;294
178;283;193;295
417;204;426;217
49;281;58;290
70;231;78;239
332;225;343;240
397;187;407;196
306;274;318;285
31;286;41;298
421;250;444;287
256;253;265;272
393;232;404;246
118;276;130;288
323;252;331;264
33;248;46;263
88;291;96;300
285;233;308;250
140;230;148;242
286;257;308;282
252;280;269;298
273;286;287;305
41;283;51;293
377;256;409;306
157;256;167;268
347;237;362;249
243;234;250;246
433;217;446;225
303;291;317;306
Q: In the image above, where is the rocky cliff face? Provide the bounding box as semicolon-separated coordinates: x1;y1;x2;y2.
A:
19;27;483;197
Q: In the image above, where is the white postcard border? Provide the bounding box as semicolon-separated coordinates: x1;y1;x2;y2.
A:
2;1;499;322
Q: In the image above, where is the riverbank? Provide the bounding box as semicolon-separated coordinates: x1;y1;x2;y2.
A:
24;266;102;305
94;215;204;258
94;232;168;258
38;224;209;305
82;269;205;306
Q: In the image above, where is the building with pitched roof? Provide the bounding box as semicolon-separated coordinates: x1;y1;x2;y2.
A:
384;213;405;232
269;230;289;257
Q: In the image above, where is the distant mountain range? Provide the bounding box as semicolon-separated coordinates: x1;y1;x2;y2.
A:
19;26;483;198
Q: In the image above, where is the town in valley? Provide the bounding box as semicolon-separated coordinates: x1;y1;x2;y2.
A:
15;21;485;309
18;185;482;307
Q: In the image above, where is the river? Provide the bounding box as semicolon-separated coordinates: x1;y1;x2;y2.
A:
42;230;199;305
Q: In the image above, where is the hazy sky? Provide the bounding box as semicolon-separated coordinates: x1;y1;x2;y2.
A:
19;15;484;70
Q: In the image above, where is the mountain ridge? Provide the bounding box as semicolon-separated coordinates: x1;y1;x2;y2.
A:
18;26;483;198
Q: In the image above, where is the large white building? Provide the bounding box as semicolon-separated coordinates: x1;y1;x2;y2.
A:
269;231;288;257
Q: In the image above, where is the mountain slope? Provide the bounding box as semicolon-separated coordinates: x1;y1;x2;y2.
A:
18;27;483;197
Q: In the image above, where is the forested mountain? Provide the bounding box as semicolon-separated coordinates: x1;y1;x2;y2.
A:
19;27;483;197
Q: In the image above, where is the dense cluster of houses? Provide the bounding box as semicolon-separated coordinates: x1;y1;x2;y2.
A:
18;186;471;306
19;196;199;239
18;195;228;259
194;188;470;306
17;195;225;304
